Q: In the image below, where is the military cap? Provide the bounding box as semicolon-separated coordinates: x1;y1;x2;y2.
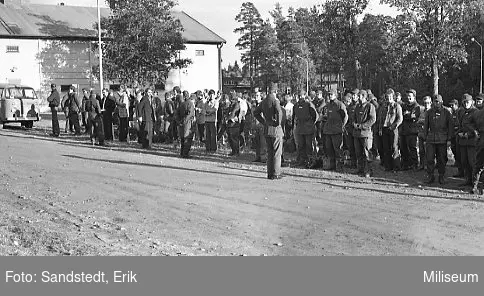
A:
433;94;443;103
351;88;359;95
386;88;395;95
449;99;459;105
406;89;416;97
462;94;473;103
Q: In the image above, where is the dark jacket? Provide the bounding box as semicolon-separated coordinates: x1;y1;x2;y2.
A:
47;90;60;108
227;100;240;128
101;95;117;113
469;109;484;147
84;94;101;121
401;101;421;135
322;99;348;135
175;99;196;138
293;100;318;135
164;98;175;121
137;95;155;123
457;107;478;146
345;102;357;135
353;101;376;138
152;96;163;119
253;93;284;138
68;93;82;113
423;106;454;144
376;101;402;133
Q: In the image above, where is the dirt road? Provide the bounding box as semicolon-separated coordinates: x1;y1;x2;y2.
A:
1;121;483;256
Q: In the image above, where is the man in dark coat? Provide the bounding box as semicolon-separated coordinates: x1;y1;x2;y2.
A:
456;94;477;187
136;88;156;149
469;93;484;195
164;91;176;144
46;83;60;137
175;93;196;158
100;89;117;141
67;85;82;136
254;84;285;179
292;90;318;168
400;89;421;170
323;89;348;171
423;94;454;185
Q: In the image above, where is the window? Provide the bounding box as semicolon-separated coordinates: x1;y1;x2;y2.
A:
60;85;71;92
195;50;205;56
6;45;19;53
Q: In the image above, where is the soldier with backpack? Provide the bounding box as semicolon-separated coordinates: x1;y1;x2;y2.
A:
84;91;103;145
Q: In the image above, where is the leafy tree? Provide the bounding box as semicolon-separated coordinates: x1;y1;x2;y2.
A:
98;0;191;87
381;0;472;95
321;0;369;89
234;2;264;89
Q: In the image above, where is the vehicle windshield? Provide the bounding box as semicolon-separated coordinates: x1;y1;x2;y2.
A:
6;88;38;100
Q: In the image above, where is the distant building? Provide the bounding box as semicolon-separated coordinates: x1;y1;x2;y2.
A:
0;0;226;105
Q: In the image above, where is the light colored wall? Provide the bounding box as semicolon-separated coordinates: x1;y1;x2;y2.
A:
165;43;220;94
0;39;221;109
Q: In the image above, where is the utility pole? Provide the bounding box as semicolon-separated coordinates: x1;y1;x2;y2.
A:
472;37;483;94
97;0;104;92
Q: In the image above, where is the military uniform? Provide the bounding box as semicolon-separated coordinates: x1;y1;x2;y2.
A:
254;93;285;179
456;103;477;186
322;99;348;170
423;100;454;184
293;99;318;167
226;99;241;156
377;101;403;171
400;100;421;170
353;99;376;176
174;97;196;157
468;107;484;194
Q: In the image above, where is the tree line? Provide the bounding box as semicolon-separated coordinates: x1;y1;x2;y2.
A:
234;0;484;101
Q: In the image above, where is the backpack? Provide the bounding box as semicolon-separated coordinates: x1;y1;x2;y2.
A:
85;98;94;113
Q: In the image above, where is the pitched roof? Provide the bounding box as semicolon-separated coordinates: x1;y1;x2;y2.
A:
0;4;226;44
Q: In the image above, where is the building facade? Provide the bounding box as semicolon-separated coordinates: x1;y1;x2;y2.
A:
0;1;225;110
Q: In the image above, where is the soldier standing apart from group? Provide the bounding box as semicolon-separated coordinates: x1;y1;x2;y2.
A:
254;84;284;180
47;83;60;137
204;89;219;153
292;90;318;168
456;94;477;187
423;94;454;185
469;94;484;195
67;86;82;136
400;89;421;171
227;92;241;156
353;90;376;177
322;89;348;171
377;89;402;172
137;88;155;149
175;93;196;158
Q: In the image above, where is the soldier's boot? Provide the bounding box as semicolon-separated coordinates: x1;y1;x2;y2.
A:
438;174;446;185
425;174;435;184
335;160;344;172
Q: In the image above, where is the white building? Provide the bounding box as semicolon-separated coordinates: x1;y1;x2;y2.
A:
0;1;226;106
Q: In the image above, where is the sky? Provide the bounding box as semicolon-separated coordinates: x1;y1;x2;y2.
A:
25;0;400;67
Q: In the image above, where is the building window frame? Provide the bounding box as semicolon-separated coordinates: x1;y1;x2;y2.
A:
195;50;205;56
6;45;19;53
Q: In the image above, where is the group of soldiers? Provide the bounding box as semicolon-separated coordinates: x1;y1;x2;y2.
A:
45;82;484;194
279;86;484;196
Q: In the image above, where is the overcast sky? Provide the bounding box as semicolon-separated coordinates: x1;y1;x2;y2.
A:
27;0;399;67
